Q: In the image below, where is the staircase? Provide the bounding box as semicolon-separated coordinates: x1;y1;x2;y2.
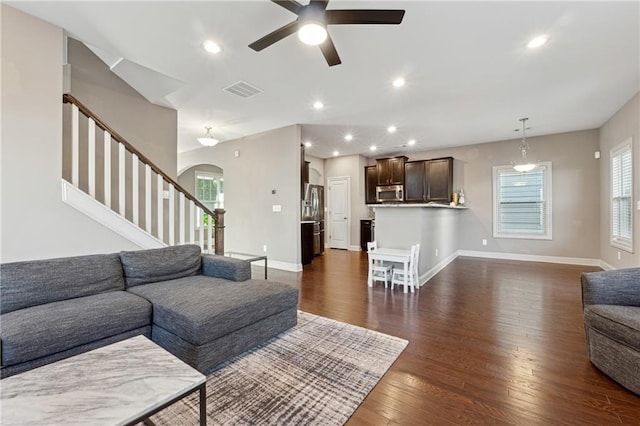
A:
61;94;224;254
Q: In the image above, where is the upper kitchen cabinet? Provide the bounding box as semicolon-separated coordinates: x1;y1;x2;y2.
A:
426;157;453;203
365;166;379;204
377;156;408;185
404;161;426;202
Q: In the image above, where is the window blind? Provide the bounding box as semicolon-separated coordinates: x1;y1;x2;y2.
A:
611;143;633;249
493;162;551;240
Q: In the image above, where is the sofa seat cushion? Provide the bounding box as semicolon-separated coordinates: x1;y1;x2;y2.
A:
127;276;298;346
584;305;640;352
1;291;151;366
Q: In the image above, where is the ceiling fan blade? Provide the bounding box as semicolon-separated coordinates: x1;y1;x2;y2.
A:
249;21;299;52
319;34;341;67
326;9;405;25
309;0;330;11
272;0;304;15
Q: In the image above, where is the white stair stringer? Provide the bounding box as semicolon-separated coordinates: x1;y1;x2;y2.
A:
61;178;166;249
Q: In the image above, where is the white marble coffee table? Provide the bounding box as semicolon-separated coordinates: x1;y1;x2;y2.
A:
0;335;206;425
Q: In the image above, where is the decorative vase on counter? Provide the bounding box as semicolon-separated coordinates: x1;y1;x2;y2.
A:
458;189;465;206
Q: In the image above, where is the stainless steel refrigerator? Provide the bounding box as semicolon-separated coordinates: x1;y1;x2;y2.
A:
302;184;324;256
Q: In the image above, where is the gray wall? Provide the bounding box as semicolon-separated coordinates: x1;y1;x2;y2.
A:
178;125;301;269
305;154;324;185
599;92;640;267
66;38;178;179
1;5;139;262
324;154;369;250
371;129;602;260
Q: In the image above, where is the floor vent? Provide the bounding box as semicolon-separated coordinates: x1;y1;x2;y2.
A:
223;81;262;98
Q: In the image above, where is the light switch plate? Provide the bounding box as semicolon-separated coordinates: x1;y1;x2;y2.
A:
272;205;282;212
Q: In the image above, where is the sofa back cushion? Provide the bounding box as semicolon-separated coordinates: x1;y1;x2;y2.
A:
120;245;201;287
1;253;125;314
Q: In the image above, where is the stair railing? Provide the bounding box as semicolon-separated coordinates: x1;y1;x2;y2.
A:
63;94;224;254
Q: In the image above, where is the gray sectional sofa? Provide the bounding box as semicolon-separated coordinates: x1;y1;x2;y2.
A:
1;245;298;378
581;267;640;395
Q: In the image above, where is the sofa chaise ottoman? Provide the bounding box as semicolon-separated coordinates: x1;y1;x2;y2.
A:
581;267;640;395
1;245;299;378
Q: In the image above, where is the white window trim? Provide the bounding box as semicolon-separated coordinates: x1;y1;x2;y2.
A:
194;170;223;229
610;138;633;252
492;162;553;240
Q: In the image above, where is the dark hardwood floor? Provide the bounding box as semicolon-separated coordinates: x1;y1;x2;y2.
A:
265;249;640;425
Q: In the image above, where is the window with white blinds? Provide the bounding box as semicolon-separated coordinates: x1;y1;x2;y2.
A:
611;139;633;252
493;162;552;239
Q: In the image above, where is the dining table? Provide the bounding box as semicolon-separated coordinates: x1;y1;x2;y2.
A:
367;247;413;293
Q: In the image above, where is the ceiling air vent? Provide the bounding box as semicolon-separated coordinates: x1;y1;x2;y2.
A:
223;81;262;98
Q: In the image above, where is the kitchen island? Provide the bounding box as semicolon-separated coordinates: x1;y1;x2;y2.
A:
369;203;467;287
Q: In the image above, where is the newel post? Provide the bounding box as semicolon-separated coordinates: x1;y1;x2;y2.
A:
214;208;225;255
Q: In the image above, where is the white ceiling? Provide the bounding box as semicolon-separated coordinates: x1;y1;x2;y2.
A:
10;1;639;159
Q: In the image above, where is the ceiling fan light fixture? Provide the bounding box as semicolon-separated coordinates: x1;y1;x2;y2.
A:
197;126;219;147
298;22;327;46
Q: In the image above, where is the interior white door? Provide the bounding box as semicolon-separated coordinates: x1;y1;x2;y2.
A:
328;177;349;249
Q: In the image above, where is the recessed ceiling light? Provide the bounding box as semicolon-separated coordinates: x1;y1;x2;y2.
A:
313;101;324;110
345;134;353;141
387;126;397;133
370;145;377;151
333;150;339;156
298;23;328;46
203;40;222;54
392;77;405;88
408;139;416;146
527;35;549;49
304;141;312;148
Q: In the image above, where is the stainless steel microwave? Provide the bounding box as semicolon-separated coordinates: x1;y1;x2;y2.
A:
376;185;404;202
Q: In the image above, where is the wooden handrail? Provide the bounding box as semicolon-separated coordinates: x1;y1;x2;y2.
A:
63;94;217;220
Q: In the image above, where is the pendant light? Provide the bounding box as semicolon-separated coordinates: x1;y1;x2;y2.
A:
512;118;536;172
198;126;219;147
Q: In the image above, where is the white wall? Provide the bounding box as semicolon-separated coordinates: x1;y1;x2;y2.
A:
178;125;301;270
599;92;640;268
305;154;324;185
324;154;369;250
1;5;140;262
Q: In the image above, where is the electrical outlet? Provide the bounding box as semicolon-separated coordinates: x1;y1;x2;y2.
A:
435;248;439;257
617;251;621;260
482;239;488;246
272;205;282;212
263;245;267;253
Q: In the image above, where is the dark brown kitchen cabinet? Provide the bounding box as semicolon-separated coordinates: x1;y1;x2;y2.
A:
377;156;407;185
404;161;426;202
365;166;378;204
426;157;453;203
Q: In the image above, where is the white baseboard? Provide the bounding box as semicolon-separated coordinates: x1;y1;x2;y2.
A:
266;259;302;272
62;179;166;249
419;250;459;287
599;260;615;271
457;250;601;267
348;245;362;251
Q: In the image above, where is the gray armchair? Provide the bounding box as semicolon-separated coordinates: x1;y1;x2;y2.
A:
581;267;640;395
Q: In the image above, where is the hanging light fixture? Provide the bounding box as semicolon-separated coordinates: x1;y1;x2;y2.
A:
197;126;219;147
512;118;536;172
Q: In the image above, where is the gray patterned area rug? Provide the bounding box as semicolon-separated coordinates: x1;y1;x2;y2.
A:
149;311;408;425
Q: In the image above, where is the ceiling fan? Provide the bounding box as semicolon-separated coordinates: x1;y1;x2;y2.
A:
248;0;405;67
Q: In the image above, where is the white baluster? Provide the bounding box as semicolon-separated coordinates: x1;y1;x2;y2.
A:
87;118;96;198
189;200;195;244
168;185;175;245
71;105;79;186
179;192;185;245
207;214;213;254
197;207;204;251
118;143;125;216
103;131;111;208
145;165;152;233
132;154;139;226
157;175;164;241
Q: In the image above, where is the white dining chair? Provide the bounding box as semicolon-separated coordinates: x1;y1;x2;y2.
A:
367;241;394;288
391;244;420;292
